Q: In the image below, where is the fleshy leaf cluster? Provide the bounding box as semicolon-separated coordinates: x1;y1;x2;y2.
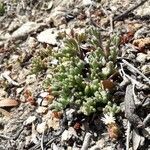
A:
46;28;120;115
103;101;121;116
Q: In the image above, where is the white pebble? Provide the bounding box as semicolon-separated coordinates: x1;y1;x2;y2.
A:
36;122;47;133
25;116;36;125
36;106;47;114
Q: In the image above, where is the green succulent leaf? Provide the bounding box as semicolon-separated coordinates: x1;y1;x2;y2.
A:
44;27;119;115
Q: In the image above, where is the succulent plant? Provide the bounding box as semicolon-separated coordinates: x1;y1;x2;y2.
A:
31;56;47;75
103;101;121;116
102;102;121;140
45;27;120;115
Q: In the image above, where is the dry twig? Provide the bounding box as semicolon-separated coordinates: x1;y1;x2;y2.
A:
122;59;150;84
113;0;148;21
81;132;92;150
40;131;44;150
119;63;144;88
143;114;150;127
126;121;131;150
124;84;143;128
1;71;20;86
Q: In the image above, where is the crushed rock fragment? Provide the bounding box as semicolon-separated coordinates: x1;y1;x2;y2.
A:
36;122;47;133
25;116;36;125
37;28;58;45
36;106;47;114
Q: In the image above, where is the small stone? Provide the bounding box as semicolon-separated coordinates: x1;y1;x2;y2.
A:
16;87;24;95
12;22;40;39
9;54;19;62
51;143;59;150
37;97;43;106
59;24;67;29
47;117;60;130
46;111;60;130
0;32;11;40
135;2;150;17
20;94;26;102
61;127;77;142
36;122;47;133
8;19;21;32
25;116;36;125
25;135;32;146
0;88;7;97
82;0;93;6
110;5;117;12
37;28;58;45
31;124;38;144
41;100;49;106
96;138;105;148
134;27;149;39
18;68;30;82
66;109;75;122
26;74;37;84
45;7;66;26
41;1;53;10
141;65;150;75
36;106;47;114
136;53;147;63
147;51;150;60
61;130;71;142
27;37;37;48
51;59;58;65
40;92;49;98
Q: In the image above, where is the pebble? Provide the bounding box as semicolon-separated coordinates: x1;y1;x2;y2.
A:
36;106;47;114
40;92;49;98
18;68;30;82
27;37;37;48
37;97;43;106
37;28;58;45
82;0;93;6
147;51;150;60
9;54;19;62
134;27;149;39
51;143;59;150
36;122;47;133
47;117;60;130
135;2;150;16
16;87;24;95
0;89;7;97
61;127;77;142
136;53;147;63
45;6;66;26
26;74;37;84
12;22;40;39
96;138;105;149
51;59;58;65
66;109;75;125
41;100;49;106
141;65;150;75
8;19;21;32
61;130;72;142
25;116;36;125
